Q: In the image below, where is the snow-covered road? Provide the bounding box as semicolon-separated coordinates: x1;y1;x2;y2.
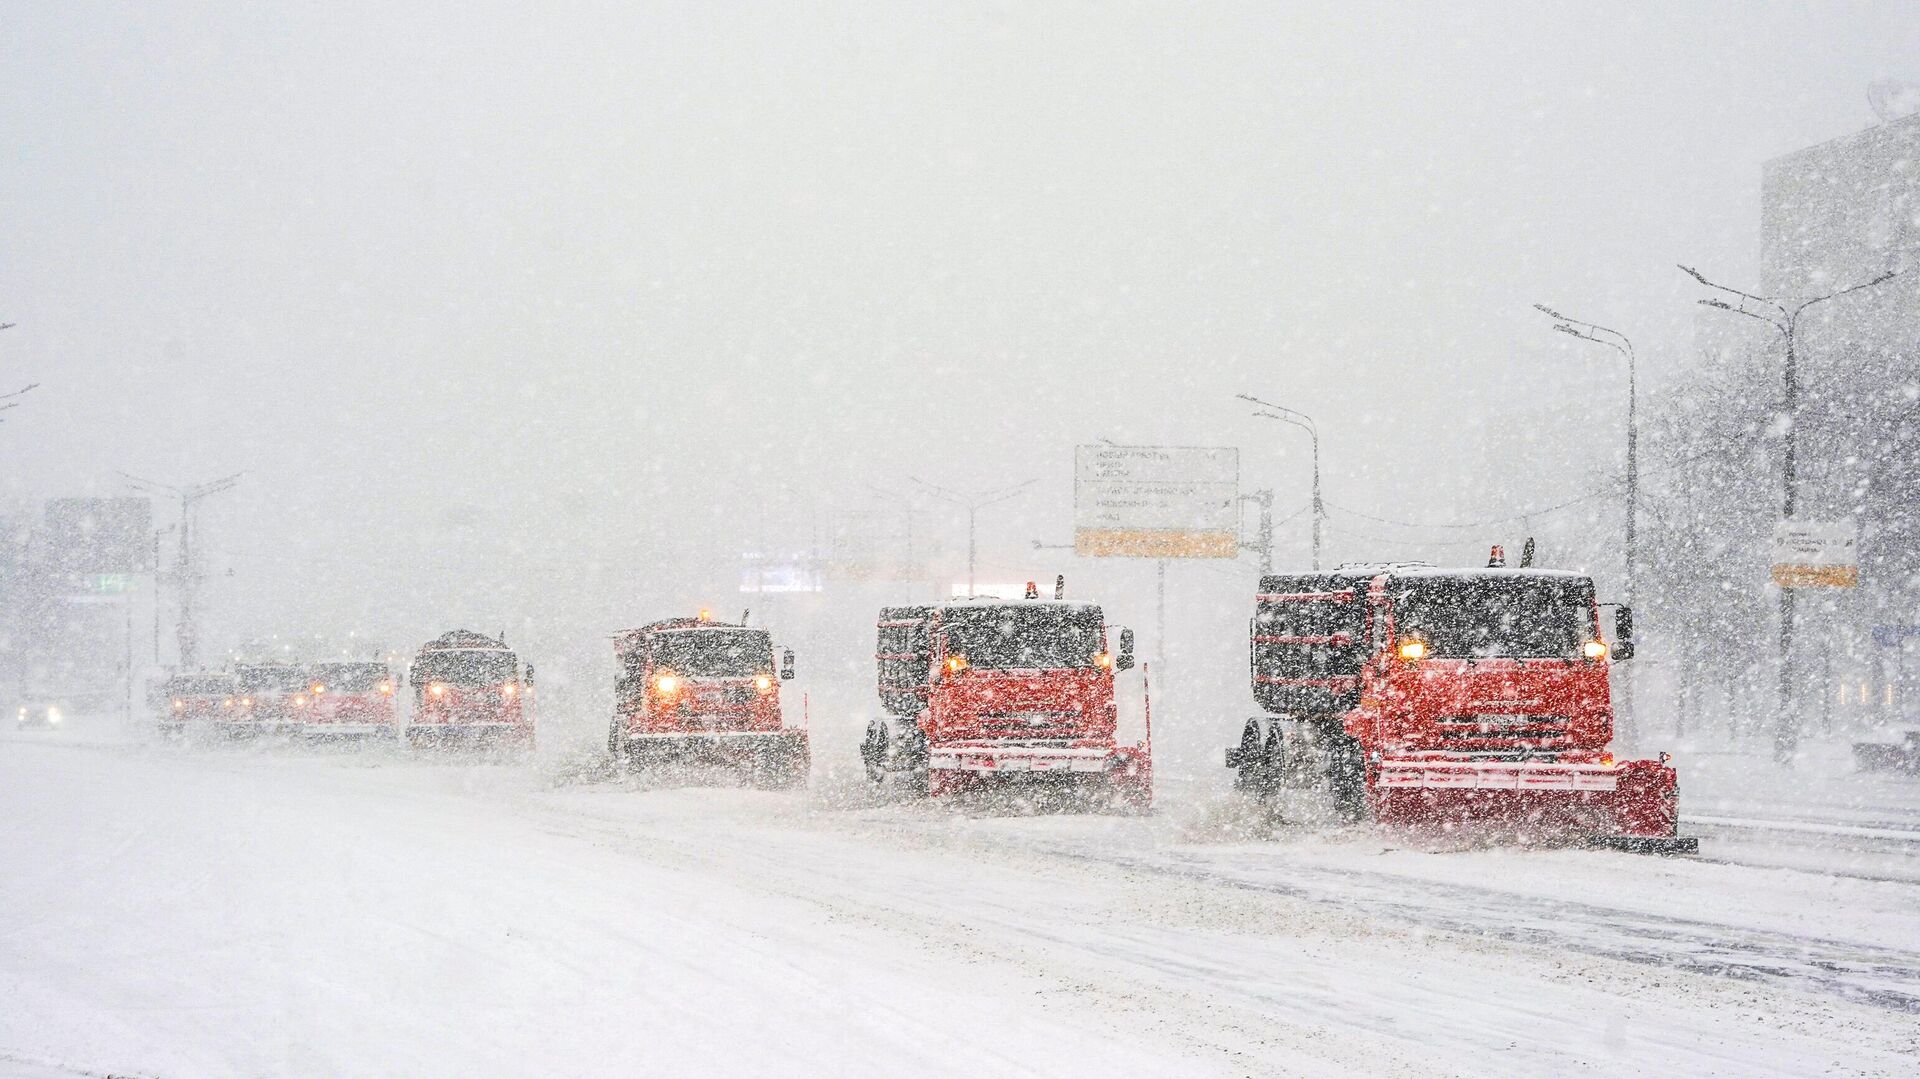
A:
2;729;1917;1077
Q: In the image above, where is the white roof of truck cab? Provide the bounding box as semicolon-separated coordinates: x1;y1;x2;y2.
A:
932;600;1105;615
1388;567;1590;582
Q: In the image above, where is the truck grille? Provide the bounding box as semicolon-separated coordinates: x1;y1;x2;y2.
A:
977;710;1080;737
1436;714;1571;748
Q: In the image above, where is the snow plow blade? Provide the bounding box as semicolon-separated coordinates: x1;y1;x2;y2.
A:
1370;755;1693;850
927;741;1152;809
1588;834;1700;856
621;729;810;787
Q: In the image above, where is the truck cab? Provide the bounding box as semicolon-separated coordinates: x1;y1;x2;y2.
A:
405;630;533;749
608;615;807;787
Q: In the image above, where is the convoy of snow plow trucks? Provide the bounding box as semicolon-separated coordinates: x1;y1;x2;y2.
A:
137;549;1694;852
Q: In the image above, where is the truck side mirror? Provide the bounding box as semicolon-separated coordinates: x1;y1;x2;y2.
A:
1612;606;1635;662
780;649;796;680
1116;628;1136;671
523;664;536;686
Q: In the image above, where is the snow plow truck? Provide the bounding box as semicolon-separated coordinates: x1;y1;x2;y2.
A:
1226;550;1695;853
406;630;534;749
861;578;1152;809
299;660;399;741
233;662;307;736
607;613;808;787
158;672;238;737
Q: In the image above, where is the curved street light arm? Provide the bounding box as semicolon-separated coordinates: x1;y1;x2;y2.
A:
1535;303;1634;355
1251;409;1314;441
1795;268;1904;320
1679;264;1790;321
1697;297;1788;335
1236;392;1319;436
1551;323;1631;364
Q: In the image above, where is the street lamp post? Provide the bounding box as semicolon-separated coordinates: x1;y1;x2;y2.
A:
910;477;1037;598
1237;393;1323;570
1531;305;1639;602
1680;263;1904;763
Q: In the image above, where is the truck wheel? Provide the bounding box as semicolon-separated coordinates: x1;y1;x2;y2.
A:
1327;737;1367;824
861;722;888;787
1232;719;1266;794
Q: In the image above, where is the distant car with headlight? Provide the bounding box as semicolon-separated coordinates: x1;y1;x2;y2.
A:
15;699;65;730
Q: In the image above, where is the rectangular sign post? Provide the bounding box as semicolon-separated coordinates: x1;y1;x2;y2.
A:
1770;518;1859;589
1073;445;1239;559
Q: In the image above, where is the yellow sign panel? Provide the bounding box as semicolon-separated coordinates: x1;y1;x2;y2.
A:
1770;564;1859;589
1075;529;1238;559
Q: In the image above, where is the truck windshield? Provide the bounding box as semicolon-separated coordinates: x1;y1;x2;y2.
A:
311;663;390;691
236;666;306;692
941;605;1104;669
649;630;773;678
169;677;232;696
412;650;517;686
1391;576;1595;659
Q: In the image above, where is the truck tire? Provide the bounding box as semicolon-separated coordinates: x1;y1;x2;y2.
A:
861;721;888;787
1232;719;1267;795
1327;735;1367;824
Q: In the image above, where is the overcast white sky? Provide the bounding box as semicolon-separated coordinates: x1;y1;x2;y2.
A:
4;2;1918;681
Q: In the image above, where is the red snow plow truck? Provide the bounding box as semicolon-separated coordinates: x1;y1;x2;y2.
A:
607;614;808;787
158;672;238;736
406;630;534;749
300;660;398;740
233;662;308;736
861;579;1153;809
1226;551;1695;853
